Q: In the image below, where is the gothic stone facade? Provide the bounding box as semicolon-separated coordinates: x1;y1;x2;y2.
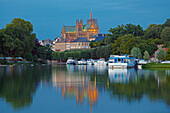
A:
61;11;99;40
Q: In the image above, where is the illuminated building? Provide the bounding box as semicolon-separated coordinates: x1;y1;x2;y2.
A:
52;37;90;51
61;10;99;40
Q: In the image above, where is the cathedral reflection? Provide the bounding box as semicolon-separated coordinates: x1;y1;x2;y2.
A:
52;66;100;113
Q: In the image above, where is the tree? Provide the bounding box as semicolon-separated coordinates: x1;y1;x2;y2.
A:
96;47;101;58
164;48;170;60
0;18;36;58
89;40;96;48
155;48;166;61
144;24;163;39
91;48;97;59
107;24;144;45
143;51;150;61
161;27;170;47
111;34;142;55
37;47;46;60
45;45;53;61
25;53;33;62
161;27;170;41
163;18;170;27
124;23;144;36
0;29;14;56
104;44;113;58
52;52;60;60
138;41;158;56
131;47;142;59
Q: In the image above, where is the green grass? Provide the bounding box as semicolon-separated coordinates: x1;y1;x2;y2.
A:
142;62;170;68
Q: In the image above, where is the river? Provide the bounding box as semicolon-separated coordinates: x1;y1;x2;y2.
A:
0;65;170;113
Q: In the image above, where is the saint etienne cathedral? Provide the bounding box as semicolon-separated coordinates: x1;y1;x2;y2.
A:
61;10;99;41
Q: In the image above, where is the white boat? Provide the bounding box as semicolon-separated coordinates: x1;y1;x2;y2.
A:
138;60;148;65
66;58;75;65
161;61;170;64
94;58;107;66
87;59;94;65
108;55;136;69
74;59;78;65
78;58;87;65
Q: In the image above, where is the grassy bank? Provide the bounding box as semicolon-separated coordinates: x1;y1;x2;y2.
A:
142;63;170;68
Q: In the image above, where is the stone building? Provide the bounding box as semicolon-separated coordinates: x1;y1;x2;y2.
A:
52;37;90;52
61;10;99;40
70;37;90;50
52;37;69;51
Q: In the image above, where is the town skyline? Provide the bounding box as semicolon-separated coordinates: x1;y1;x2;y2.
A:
0;0;170;40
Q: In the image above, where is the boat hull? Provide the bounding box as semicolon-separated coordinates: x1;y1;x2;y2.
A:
66;62;75;65
108;63;135;69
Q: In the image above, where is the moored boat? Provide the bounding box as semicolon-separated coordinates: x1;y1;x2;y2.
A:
78;58;87;65
87;59;94;65
94;58;107;66
66;58;75;65
108;55;135;69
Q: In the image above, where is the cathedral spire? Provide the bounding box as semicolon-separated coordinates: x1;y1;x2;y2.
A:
90;9;92;19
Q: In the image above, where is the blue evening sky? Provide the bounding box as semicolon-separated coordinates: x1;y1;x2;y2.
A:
0;0;170;40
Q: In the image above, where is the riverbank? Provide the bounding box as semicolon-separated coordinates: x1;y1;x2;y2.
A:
0;61;50;66
142;63;170;68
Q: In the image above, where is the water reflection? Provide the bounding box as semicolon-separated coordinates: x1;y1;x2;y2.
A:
66;65;108;75
0;65;170;113
108;69;136;83
108;68;170;106
0;65;52;109
52;65;101;112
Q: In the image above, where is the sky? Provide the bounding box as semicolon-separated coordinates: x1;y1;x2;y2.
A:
0;0;170;40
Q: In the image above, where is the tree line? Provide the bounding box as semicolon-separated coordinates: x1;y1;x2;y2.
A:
52;44;113;61
89;19;170;60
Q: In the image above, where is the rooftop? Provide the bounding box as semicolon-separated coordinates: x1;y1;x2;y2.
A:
92;34;108;42
71;37;90;42
64;24;92;33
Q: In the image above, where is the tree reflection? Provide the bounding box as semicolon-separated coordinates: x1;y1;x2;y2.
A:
108;69;170;106
0;65;52;109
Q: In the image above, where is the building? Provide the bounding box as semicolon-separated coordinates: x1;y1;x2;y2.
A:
70;37;90;50
150;44;169;61
52;37;69;51
52;37;90;52
92;34;108;42
39;39;53;46
61;10;99;40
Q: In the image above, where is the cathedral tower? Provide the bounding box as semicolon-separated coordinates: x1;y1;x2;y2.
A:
90;9;92;19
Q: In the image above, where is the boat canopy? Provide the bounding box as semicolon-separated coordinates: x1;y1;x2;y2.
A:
109;55;135;60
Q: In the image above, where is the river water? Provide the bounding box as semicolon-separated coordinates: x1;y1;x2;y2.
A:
0;65;170;113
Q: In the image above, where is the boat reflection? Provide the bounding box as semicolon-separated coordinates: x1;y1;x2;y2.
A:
108;69;136;83
66;65;108;75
